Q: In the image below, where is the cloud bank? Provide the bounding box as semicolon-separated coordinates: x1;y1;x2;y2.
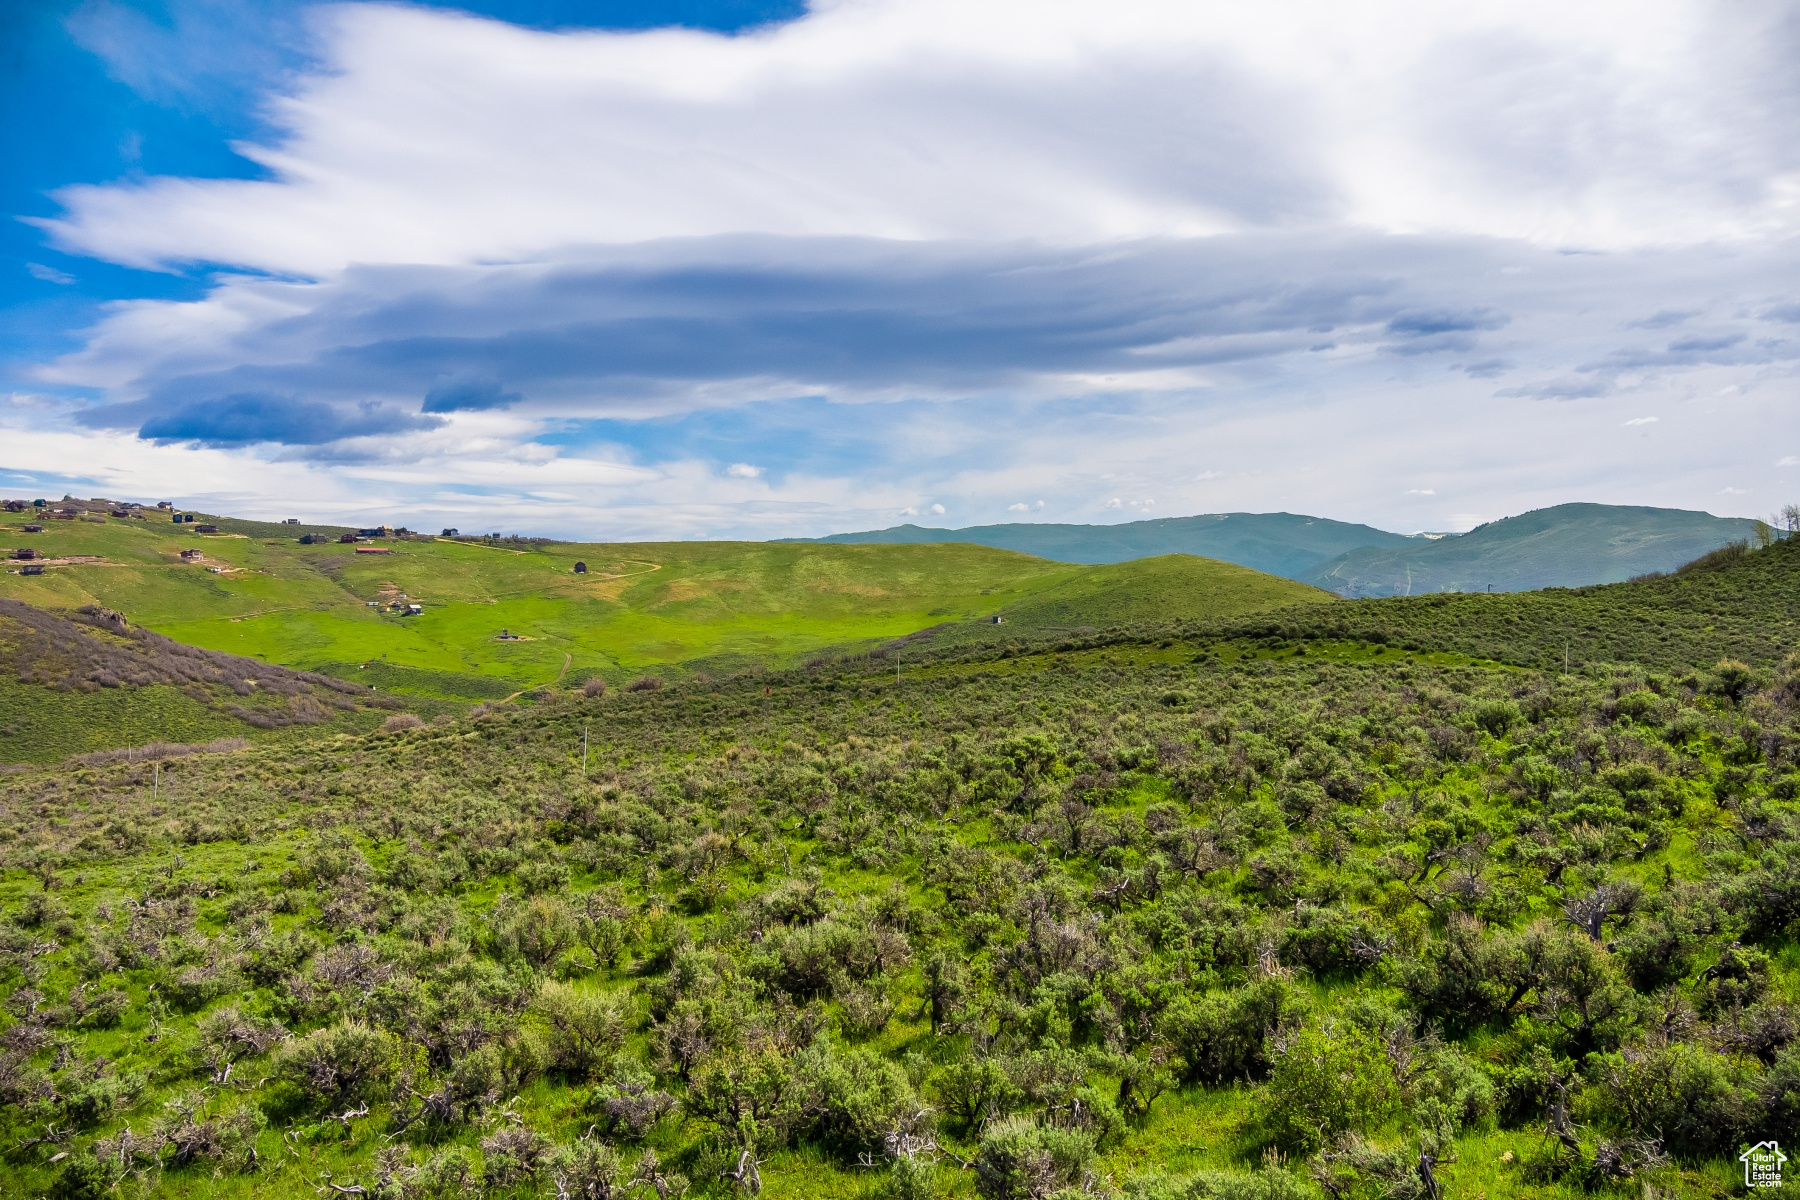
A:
13;0;1800;535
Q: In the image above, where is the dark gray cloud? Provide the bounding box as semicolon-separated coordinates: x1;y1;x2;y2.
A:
135;393;439;446
1627;309;1698;329
1668;333;1745;353
1380;307;1510;356
49;231;1800;462
422;379;522;413
71;233;1519;446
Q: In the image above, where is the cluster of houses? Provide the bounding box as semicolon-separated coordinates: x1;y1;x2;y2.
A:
4;495;155;521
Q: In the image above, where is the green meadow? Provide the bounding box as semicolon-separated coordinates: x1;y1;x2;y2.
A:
0;514;1329;699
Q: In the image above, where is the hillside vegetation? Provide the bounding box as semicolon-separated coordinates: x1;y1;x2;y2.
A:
1219;533;1800;674
986;555;1330;634
0;600;411;764
0;531;1794;1200
1300;504;1764;597
791;513;1413;578
0;514;1318;704
790;504;1760;593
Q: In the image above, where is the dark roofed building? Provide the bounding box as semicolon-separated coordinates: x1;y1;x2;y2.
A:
20;563;43;576
574;561;587;574
194;524;219;534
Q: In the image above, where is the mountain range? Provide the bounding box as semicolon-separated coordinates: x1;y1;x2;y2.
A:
790;502;1767;595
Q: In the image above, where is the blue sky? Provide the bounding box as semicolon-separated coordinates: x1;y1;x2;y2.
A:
4;0;1798;537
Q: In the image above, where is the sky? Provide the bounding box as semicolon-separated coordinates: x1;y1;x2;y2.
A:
3;0;1798;539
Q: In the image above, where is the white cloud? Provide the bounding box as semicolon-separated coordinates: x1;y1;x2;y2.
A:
1406;488;1436;495
1624;416;1659;426
726;462;763;478
1779;456;1799;467
1720;486;1748;494
1104;497;1122;509
26;263;76;285
898;506;918;516
1007;502;1028;512
929;503;945;515
35;0;1800;276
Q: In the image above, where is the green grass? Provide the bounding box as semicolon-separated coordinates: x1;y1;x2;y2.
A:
0;636;1785;1199
990;554;1329;632
0;517;1325;699
0;677;245;763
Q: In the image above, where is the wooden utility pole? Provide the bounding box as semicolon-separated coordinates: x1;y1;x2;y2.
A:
582;724;589;777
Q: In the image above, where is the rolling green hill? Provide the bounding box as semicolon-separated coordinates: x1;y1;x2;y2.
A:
0;512;1320;707
787;511;1416;576
986;553;1331;633
0;566;1794;1199
0;599;421;764
1300;502;1764;596
963;529;1800;678
794;503;1769;595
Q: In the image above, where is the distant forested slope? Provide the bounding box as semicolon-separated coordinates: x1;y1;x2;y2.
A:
787;511;1414;576
1300;503;1762;596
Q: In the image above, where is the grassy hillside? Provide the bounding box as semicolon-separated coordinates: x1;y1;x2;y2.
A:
0;514;1319;701
986;554;1331;633
1301;502;1763;597
0;595;1793;1199
0;599;420;764
789;512;1416;577
1219;532;1800;674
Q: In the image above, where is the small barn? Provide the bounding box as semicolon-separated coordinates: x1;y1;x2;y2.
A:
4;500;24;512
20;564;43;576
179;549;203;562
573;561;587;574
13;548;38;560
194;524;219;534
338;533;358;543
21;524;43;533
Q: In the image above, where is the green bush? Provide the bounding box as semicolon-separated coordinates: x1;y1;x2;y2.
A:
273;1020;400;1109
973;1115;1097;1200
1266;1022;1399;1151
532;981;629;1080
1585;1043;1753;1158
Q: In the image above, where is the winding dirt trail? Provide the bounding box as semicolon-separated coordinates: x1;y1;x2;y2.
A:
499;651;572;705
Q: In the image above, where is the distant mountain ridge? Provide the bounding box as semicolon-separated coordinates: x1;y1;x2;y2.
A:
788;503;1764;595
786;512;1416;578
1299;503;1767;597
